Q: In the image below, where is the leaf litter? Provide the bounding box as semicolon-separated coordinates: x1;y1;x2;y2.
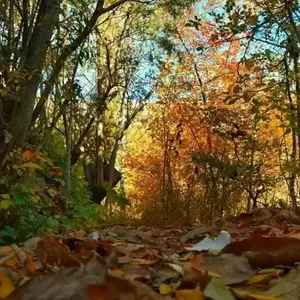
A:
2;208;300;299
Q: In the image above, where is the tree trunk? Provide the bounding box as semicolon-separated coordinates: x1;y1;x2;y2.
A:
71;116;95;166
96;115;105;186
289;129;298;210
63;106;71;190
9;0;60;148
106;137;120;208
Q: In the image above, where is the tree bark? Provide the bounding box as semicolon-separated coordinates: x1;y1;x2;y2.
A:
9;0;61;147
63;106;71;190
70;116;95;166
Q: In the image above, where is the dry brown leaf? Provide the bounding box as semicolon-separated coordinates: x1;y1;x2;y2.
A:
184;253;254;285
180;225;216;243
221;235;300;268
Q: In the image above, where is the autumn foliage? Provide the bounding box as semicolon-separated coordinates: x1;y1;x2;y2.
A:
123;7;290;224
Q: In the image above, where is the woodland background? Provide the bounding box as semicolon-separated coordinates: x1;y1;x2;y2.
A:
0;0;300;243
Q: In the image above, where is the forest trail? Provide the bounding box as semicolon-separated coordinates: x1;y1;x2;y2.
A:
2;208;300;299
1;0;300;298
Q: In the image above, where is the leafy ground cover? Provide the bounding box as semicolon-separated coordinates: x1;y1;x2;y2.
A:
1;208;300;299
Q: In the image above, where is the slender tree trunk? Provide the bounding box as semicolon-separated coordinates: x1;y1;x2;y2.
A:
96;115;104;186
289;129;298;210
106;137;120;208
284;56;298;210
63;105;71;190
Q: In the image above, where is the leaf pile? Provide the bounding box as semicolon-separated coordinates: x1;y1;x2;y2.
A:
2;208;300;299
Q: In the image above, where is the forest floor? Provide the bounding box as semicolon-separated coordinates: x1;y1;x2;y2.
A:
1;208;300;299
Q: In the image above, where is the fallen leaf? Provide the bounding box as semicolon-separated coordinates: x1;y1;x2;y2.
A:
233;288;282;300
176;289;205;300
25;255;36;276
272;210;300;225
168;263;183;274
87;284;111;300
221;235;300;268
0;246;14;255
131;258;158;266
159;283;173;295
12;256;107;300
35;236;82;267
131;280;169;300
123;268;150;281
184;253;254;284
0;271;15;299
2;256;18;268
181;226;216;243
265;268;300;299
204;277;235;300
109;268;124;277
23;237;43;253
118;255;132;264
248;269;283;285
11;244;26;265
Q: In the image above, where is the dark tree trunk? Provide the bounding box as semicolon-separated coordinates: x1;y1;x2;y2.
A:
9;0;61;148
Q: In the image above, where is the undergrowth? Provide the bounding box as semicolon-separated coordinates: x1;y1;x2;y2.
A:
0;144;104;245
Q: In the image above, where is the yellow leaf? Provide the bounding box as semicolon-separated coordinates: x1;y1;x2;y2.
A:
22;162;42;170
132;258;157;265
0;271;15;299
0;200;13;210
233;288;283;300
208;271;222;278
248;269;283;284
258;269;283;275
159;283;173;295
176;289;205;300
0;246;13;255
36;154;47;162
110;268;124;277
31;195;40;203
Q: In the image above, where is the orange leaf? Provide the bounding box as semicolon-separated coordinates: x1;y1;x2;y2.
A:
87;285;112;300
36;236;80;268
3;256;18;268
48;167;63;176
176;289;205;300
25;254;36;276
22;150;37;161
109;268;124;278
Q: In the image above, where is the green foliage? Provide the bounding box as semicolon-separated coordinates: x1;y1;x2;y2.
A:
0;143;105;244
107;188;131;207
62;204;99;229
